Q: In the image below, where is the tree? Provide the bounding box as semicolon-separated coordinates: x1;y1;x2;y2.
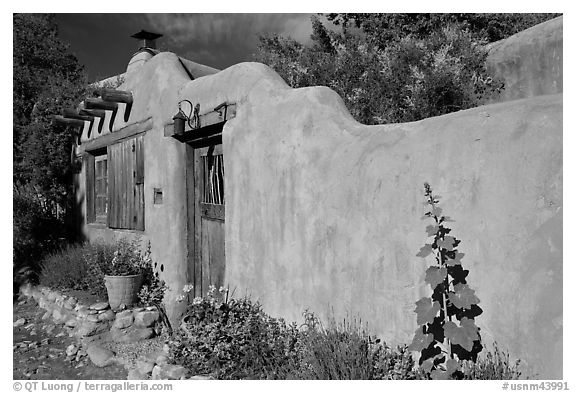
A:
255;13;560;125
13;14;88;270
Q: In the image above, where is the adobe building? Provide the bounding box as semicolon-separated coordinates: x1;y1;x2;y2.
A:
62;18;562;378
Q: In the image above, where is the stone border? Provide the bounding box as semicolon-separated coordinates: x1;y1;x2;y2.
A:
19;284;211;380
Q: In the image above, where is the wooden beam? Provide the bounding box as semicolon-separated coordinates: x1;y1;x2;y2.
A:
63;109;95;138
80;109;105;134
100;89;133;122
78;117;153;153
164;102;236;139
54;115;84;145
84;98;118;132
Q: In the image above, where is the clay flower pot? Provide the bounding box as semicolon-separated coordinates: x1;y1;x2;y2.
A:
104;274;142;310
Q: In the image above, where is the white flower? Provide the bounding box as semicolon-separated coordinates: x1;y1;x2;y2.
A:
192;297;203;305
182;283;194;293
176;295;185;302
219;286;228;293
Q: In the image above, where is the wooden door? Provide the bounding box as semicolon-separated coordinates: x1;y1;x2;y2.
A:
190;144;225;298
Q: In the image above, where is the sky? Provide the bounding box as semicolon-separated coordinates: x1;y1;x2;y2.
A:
54;14;320;82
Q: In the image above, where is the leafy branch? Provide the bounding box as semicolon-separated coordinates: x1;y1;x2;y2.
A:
408;183;483;379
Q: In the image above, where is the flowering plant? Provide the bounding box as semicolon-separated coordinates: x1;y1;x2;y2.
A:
101;238;148;276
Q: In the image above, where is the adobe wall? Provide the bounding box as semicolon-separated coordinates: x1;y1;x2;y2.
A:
174;62;562;379
75;49;562;379
486;16;562;103
76;53;199;323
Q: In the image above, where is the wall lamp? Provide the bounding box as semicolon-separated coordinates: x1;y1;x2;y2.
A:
172;100;200;135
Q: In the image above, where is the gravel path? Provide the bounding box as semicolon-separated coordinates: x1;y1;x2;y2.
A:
13;295;128;380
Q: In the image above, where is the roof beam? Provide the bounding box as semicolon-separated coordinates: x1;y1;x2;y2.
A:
99;88;133;122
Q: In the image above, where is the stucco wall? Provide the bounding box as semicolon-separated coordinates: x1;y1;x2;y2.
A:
76;50;562;379
486;16;562;103
78;53;199;322
173;62;563;379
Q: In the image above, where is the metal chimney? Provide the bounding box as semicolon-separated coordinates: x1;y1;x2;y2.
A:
130;30;163;50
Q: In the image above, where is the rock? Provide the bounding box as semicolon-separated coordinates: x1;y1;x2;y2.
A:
128;369;148;380
113;311;134;329
47;291;57;302
86;345;116;367
74;321;104;338
136;359;155;375
40;338;50;345
111;327;154;343
77;308;90;318
87;315;100;323
134;311;159;328
188;375;214;380
42;311;52;320
30;330;37;336
66;344;79;357
65;318;78;328
13;318;26;328
151;364;188;380
52;307;71;323
63;297;78;310
90;302;109;311
98;310;116;321
155;355;169;365
24;323;35;330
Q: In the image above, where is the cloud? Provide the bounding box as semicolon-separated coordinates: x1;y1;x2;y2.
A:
139;13;316;68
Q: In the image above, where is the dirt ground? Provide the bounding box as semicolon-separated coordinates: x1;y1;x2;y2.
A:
13;295;128;380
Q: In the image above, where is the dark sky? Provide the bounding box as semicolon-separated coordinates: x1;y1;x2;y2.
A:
54;14;318;82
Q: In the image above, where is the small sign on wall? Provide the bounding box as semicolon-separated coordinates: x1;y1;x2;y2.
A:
153;188;163;205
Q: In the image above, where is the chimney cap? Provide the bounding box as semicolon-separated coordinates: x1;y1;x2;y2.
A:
131;30;163;40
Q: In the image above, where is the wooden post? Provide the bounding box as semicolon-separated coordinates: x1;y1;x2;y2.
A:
63;109;95;138
54;115;84;145
100;89;133;122
84;98;118;132
80;108;106;134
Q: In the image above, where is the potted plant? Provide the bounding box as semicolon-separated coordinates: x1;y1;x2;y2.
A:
102;239;147;310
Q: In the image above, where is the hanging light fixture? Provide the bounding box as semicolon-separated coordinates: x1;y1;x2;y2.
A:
172;100;201;135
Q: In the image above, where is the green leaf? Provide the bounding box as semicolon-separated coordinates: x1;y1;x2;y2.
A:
414;297;441;325
448;283;480;309
425;225;439;237
407;328;434;352
445;252;465;266
416;244;433;258
430;358;460;380
425;266;447;288
444;318;480;352
438;236;456;251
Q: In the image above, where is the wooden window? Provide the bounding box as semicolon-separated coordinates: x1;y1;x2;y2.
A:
202;153;224;205
94;154;108;222
107;135;145;230
84;135;144;230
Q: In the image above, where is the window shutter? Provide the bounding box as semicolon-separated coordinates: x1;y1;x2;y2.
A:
84;154;95;223
107;135;144;230
133;135;145;230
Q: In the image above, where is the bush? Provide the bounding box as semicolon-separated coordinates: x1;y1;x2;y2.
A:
170;286;300;379
293;312;420;380
39;243;90;290
461;343;523;380
13;189;65;281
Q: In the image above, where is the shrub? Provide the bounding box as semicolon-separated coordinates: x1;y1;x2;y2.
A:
461;343;523;380
293;312;420;380
39;243;90;290
137;242;167;307
82;241;116;297
170;286;300;379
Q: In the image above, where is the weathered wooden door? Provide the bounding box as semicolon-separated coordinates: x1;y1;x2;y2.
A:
190;144;225;298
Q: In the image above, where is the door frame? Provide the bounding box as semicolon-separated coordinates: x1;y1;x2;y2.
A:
185;142;225;299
